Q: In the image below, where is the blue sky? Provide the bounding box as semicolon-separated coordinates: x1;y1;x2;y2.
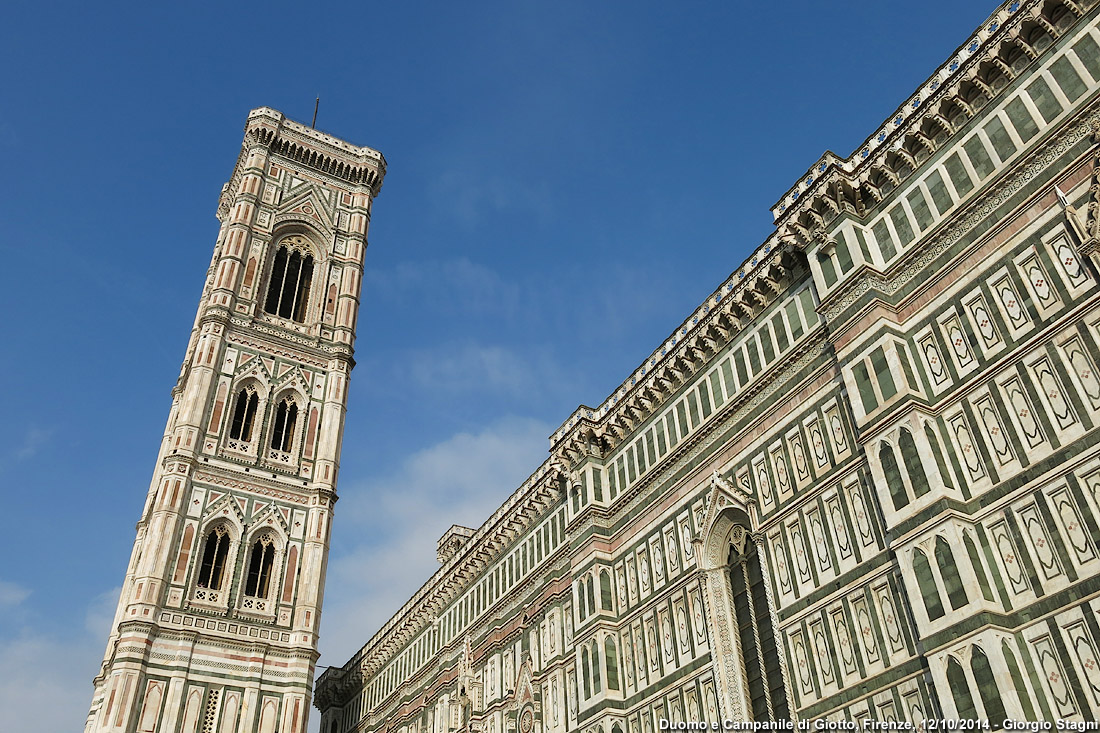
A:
0;1;996;729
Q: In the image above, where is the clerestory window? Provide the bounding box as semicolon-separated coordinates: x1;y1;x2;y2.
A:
270;397;298;452
264;238;314;322
244;534;276;598
197;526;230;590
228;387;259;441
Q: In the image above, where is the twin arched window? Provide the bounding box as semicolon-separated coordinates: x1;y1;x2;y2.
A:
264;238;314;322
195;526;282;602
225;389;300;453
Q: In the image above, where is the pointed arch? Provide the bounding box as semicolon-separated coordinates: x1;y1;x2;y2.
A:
197;523;233;590
264;234;316;322
879;441;909;510
604;635;619;691
913;548;944;620
935;536;968;610
971;646;1006;722
924;422;954;488
963;533;994;602
581;647;591;698
229;385;260;441
600;569;613;611
899;429;930;497
244;532;279;598
1002;639;1037;719
270;393;300;452
591;640;602;693
728;532;789;721
947;656;978;719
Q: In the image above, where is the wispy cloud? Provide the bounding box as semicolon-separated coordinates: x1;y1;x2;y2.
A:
318;416;552;670
0;580;30;608
0;426;53;475
14;427;51;460
0;586;120;733
364;256;521;317
429;170;552;228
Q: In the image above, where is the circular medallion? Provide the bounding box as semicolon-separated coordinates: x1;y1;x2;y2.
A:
520;709;534;733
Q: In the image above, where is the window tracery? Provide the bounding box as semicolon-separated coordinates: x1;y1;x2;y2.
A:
194;525;232;605
264;236;315;322
728;529;789;721
270;396;299;453
229;386;259;442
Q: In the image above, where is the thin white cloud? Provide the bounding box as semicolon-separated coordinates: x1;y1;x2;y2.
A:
429;170;552;227
0;580;30;608
364;257;521;316
318;416;552;672
15;427;51;460
0;587;120;733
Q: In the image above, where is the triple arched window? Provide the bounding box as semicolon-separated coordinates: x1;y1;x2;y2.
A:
264;238;315;322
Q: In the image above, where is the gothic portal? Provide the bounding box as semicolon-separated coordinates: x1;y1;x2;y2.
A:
85;108;385;733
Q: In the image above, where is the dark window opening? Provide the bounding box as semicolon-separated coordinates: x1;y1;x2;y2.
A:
228;388;259;441
264;239;315;322
244;535;276;597
270;398;299;452
728;533;789;721
197;526;230;590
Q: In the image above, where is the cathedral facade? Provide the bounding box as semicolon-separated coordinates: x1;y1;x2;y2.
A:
314;1;1100;732
86;110;385;733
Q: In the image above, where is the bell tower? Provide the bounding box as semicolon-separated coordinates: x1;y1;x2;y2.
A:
86;108;385;733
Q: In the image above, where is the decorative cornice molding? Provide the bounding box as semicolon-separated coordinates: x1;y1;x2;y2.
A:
820;104;1100;323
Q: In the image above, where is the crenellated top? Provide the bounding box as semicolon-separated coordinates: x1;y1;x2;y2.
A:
771;0;1084;234
217;107;388;222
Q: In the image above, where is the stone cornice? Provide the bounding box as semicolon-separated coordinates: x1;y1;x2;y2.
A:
820;101;1100;325
770;0;1083;227
550;243;803;463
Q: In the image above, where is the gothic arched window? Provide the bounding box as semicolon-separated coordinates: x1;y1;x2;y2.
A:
244;534;277;598
935;537;969;610
264;237;315;322
270;397;299;452
913;548;945;620
228;387;259;441
604;636;619;691
728;531;789;721
197;526;231;590
971;646;1006;723
600;570;613;611
899;429;930;498
880;442;909;510
946;656;977;719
